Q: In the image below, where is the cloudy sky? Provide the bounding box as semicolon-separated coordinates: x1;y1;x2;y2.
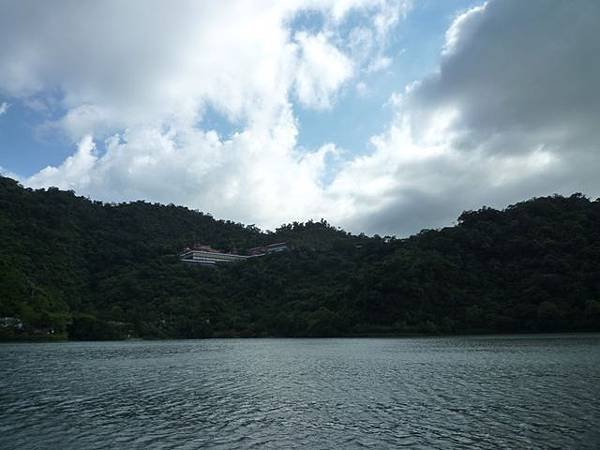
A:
0;0;598;236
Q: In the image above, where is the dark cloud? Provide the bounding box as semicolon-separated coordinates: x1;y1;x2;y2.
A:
341;0;600;236
410;0;600;154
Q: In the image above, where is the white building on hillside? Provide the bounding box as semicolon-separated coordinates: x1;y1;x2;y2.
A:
180;242;288;266
179;246;250;266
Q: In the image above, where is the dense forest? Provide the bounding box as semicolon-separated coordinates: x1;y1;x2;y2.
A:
1;175;599;340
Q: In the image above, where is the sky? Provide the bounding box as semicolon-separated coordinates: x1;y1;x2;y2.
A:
0;0;599;236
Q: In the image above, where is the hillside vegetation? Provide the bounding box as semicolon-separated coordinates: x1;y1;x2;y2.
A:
1;175;599;340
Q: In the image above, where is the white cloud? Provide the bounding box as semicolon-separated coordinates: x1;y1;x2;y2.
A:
4;0;600;236
322;0;600;235
343;1;408;75
442;3;487;57
366;56;392;73
0;1;403;136
0;165;18;179
318;0;408;24
0;2;287;135
355;81;368;96
0;102;9;116
294;31;354;109
325;118;567;235
28;114;335;229
29;135;97;191
1;0;399;228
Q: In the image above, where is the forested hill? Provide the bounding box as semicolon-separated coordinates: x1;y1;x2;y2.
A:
1;175;599;340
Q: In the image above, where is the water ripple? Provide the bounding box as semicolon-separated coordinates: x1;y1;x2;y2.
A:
1;335;599;449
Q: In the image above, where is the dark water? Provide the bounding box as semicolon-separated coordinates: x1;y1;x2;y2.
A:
1;335;599;449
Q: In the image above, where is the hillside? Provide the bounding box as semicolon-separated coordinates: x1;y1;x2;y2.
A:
1;175;599;339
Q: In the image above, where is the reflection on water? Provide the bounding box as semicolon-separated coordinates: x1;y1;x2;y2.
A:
1;334;599;449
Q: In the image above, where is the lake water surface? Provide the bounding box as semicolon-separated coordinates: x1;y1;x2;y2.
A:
1;334;599;449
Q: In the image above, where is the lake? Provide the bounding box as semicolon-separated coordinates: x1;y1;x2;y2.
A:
1;334;599;449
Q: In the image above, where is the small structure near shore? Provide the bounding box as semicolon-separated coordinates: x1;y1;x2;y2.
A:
0;317;23;330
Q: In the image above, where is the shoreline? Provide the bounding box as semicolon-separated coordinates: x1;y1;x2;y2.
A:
2;330;599;344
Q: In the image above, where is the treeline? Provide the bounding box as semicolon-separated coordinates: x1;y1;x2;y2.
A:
0;175;599;340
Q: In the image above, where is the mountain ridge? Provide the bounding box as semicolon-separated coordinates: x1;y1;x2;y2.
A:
1;175;599;340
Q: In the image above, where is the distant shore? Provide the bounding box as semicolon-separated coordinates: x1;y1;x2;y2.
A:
3;330;599;343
